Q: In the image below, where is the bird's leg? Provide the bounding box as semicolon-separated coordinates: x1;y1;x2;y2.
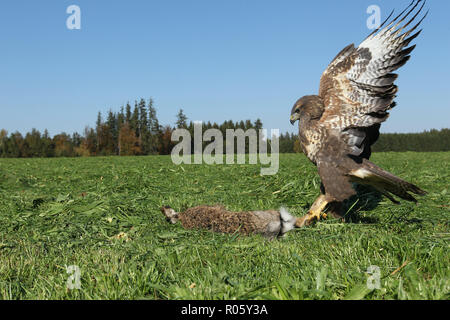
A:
295;195;330;227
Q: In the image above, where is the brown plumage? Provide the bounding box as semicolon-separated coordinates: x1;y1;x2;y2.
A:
160;205;299;239
290;1;428;226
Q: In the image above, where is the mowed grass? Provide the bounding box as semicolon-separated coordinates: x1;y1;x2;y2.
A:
0;153;448;300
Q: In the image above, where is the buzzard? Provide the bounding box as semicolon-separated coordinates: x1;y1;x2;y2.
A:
290;0;428;227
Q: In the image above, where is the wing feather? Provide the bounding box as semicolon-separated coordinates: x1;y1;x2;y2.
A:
318;0;428;157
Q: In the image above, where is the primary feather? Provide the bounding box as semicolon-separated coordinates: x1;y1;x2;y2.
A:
319;0;428;158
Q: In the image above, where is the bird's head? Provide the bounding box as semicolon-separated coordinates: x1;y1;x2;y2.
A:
290;95;324;125
290;99;304;125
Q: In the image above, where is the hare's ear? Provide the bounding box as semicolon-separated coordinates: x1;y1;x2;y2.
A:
160;206;179;224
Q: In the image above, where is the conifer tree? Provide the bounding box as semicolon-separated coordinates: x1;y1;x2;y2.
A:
107;110;118;154
96;112;103;154
131;102;140;138
42;129;55;157
176;109;188;129
118;106;125;130
138;98;150;154
125;103;132;124
148;98;161;154
254;119;263;131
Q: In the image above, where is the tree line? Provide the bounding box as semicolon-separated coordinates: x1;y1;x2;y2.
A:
0;98;267;158
0;98;448;158
371;129;450;153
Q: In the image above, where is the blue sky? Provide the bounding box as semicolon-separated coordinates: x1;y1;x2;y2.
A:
0;0;449;136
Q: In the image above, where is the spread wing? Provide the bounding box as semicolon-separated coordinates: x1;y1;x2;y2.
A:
318;0;428;158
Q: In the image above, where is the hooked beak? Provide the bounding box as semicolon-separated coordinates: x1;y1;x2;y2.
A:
290;113;300;125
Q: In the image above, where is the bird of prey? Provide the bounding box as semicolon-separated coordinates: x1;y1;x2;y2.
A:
289;0;428;227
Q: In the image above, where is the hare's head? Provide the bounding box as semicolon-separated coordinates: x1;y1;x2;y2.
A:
160;206;179;224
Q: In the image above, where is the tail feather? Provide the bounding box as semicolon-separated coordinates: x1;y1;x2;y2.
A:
350;160;426;203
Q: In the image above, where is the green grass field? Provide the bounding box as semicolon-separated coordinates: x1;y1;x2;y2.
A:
0;152;448;300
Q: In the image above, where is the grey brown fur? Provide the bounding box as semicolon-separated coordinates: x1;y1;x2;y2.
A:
160;205;298;239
